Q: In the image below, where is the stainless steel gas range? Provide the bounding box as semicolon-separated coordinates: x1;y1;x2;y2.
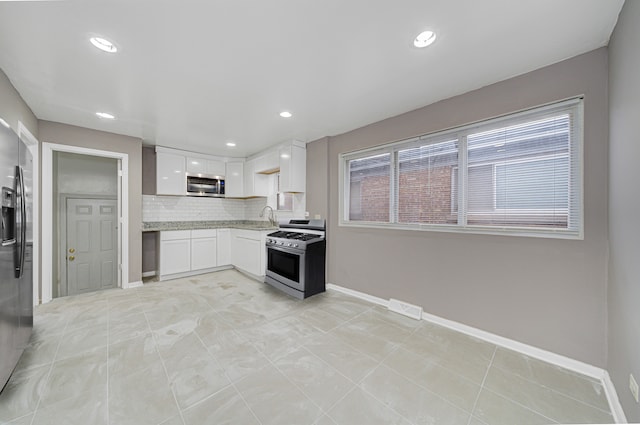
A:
264;219;326;299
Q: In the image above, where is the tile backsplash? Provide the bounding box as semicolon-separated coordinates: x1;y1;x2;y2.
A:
143;194;306;222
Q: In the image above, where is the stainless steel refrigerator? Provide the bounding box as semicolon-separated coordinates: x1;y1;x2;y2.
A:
0;121;33;392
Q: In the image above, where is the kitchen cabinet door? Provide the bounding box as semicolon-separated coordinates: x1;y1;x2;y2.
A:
279;144;306;193
233;236;261;275
187;157;226;177
206;160;226;177
217;229;231;266
186;157;206;175
225;161;244;197
243;159;268;197
231;229;267;276
254;151;279;173
156;152;186;195
191;237;217;270
160;238;191;275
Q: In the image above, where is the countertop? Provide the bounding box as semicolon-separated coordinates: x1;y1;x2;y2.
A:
142;220;278;232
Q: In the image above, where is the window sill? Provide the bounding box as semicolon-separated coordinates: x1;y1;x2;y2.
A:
338;220;583;240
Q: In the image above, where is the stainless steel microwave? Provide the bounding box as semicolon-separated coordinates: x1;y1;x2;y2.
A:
186;174;225;197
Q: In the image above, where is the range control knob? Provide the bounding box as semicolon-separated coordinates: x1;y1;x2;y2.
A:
293;244;299;248
287;243;292;247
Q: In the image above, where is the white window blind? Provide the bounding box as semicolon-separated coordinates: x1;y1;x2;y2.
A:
397;139;458;225
466;115;572;229
340;98;583;239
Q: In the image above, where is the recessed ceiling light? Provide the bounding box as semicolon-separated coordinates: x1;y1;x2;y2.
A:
413;30;436;48
0;118;10;129
90;37;118;53
279;111;292;118
226;142;236;147
96;112;115;119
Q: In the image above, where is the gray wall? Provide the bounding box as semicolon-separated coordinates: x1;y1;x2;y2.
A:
0;68;38;138
142;146;156;195
38;121;143;285
308;48;609;367
608;0;640;421
305;137;329;220
56;152;118;195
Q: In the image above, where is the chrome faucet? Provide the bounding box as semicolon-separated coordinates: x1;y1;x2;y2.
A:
259;205;277;227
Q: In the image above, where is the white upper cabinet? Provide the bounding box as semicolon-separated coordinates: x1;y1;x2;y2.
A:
243;159;269;197
253;151;280;174
186;157;226;177
156;152;186;195
225;161;244;197
279;143;306;193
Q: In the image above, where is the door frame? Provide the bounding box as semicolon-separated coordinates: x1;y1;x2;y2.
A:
42;143;129;304
59;195;117;298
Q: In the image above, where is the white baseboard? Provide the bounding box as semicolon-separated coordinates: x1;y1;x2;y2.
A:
326;282;627;424
326;283;388;306
123;280;143;289
141;271;157;278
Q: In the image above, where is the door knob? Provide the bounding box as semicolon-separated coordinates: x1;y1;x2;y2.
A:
68;255;75;261
69;248;75;253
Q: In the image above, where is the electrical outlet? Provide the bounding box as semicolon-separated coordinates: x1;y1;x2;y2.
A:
630;373;639;403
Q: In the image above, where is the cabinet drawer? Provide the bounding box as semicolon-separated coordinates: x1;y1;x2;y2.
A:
233;229;261;240
160;230;191;241
191;229;218;239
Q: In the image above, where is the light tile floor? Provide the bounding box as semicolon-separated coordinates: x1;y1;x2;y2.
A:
0;269;614;425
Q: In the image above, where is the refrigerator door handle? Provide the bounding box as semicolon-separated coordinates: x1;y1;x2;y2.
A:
15;165;25;278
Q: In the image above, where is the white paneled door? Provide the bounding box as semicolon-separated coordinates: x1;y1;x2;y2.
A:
66;198;118;296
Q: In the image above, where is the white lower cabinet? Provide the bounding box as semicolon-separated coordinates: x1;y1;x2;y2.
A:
231;229;268;276
191;229;217;270
159;231;191;276
159;228;269;280
216;229;231;266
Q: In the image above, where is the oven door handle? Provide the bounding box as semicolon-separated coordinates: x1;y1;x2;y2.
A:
266;244;305;255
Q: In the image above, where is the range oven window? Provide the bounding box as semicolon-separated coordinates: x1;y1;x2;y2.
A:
268;248;300;283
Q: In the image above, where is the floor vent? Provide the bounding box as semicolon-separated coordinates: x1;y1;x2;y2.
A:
388;298;423;320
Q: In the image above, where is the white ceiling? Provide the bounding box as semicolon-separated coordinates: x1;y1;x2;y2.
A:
0;0;625;158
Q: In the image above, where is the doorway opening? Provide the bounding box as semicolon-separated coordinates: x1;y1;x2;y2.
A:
42;143;129;303
53;152;119;298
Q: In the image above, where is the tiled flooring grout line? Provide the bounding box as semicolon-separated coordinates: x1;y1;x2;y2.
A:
488;362;613;415
257;358;321;424
478;386;560;424
140;309;188;425
347;327;430;425
466;345;497;425
191;330;265;425
358;338;477;425
27;313;71;425
106;296;110;425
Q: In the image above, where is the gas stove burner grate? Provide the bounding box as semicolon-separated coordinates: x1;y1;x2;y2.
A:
267;231;322;241
295;233;320;241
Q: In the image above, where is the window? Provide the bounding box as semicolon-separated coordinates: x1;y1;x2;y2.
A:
340;98;583;239
348;153;391;222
